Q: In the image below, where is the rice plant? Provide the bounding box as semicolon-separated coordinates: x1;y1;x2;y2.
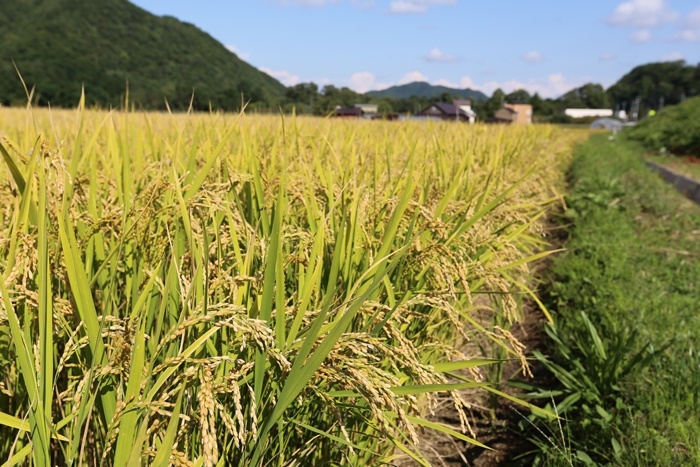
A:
0;104;585;465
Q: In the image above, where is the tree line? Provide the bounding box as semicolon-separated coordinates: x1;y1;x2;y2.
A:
277;61;699;122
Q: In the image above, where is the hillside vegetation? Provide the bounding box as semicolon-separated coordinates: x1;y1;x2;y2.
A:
608;61;700;116
365;81;487;102
626;96;700;155
1;0;698;120
0;0;285;109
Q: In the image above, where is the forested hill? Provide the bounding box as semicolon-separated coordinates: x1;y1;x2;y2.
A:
607;61;700;112
0;0;285;109
365;81;488;102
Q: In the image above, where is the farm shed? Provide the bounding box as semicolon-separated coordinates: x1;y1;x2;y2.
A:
333;106;364;118
418;102;476;123
492;106;517;123
505;103;533;124
565;108;614;119
492;104;532;124
353;103;379;114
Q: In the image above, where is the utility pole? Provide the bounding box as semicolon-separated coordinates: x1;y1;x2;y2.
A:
631;97;641;122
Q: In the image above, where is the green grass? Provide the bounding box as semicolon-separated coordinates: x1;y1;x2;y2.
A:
520;134;700;465
646;154;700;181
625;96;700;156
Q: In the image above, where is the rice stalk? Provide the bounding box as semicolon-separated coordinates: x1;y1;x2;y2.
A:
0;106;586;465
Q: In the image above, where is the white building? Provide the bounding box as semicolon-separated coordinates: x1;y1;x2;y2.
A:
564;108;613;119
353;104;379;114
453;100;477;124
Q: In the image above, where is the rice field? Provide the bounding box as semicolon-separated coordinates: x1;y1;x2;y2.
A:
0;104;585;466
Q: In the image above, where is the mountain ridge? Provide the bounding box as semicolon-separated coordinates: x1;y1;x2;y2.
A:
365;81;488;102
0;0;285;109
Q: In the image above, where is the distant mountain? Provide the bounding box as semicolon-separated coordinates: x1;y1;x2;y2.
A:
0;0;285;109
365;81;488;102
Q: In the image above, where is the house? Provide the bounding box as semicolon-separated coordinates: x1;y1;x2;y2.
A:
492;106;517;123
564;108;613;119
418;101;476;123
493;103;532;124
334;106;364;118
505;103;532;124
333;103;379;118
453;99;477;123
353;103;379;115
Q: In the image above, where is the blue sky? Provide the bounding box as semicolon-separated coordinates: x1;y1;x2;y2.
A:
130;0;700;97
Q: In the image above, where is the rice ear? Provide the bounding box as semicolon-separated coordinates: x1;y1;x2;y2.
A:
0;107;585;464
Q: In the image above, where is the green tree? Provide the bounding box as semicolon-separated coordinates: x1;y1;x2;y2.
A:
529;93;543;113
438;91;455;103
482;88;506;119
506;89;531;104
0;0;285;110
560;83;611;109
284;82;319;113
377;100;394;115
607;61;700;115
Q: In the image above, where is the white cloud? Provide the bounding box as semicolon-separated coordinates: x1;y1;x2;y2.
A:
630;29;652;42
689;8;700;27
425;48;458;63
673;8;700;41
344;70;584;99
345;70;435;93
599;52;617;61
545;73;579;96
459;76;476;89
606;0;679;27
346;72;393;93
277;0;339;5
350;0;375;7
226;45;251;61
399;71;429;84
458;73;583;99
674;29;700;41
473;80;521;96
434;78;459;88
374;82;394;91
259;67;301;86
662;51;685;61
348;72;377;93
520;50;544;63
388;0;456;14
277;0;377;7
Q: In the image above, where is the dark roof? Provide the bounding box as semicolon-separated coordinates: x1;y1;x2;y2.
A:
497;106;518;114
420;102;471;119
334;107;363;117
433;102;461;115
491;106;518;123
453;99;472;107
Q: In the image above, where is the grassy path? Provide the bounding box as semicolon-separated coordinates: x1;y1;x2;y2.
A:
519;134;700;465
